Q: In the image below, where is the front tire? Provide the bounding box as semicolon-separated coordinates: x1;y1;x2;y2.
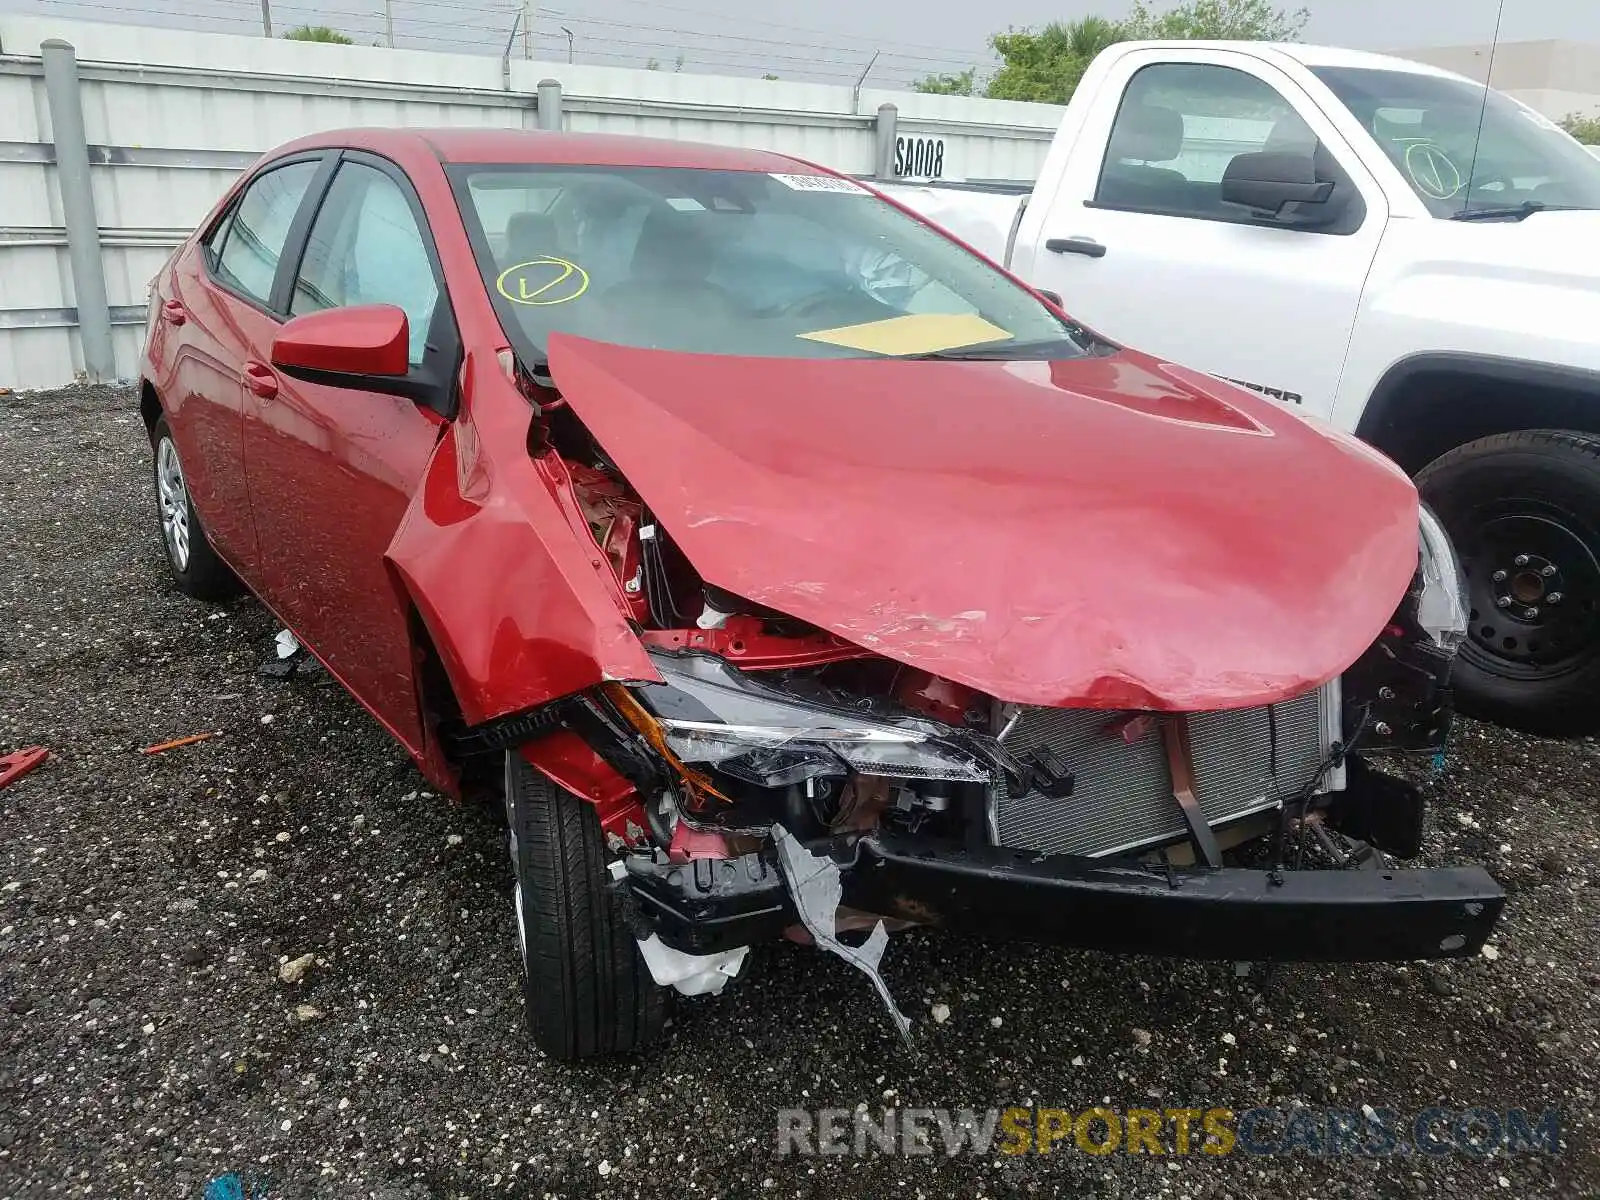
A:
151;416;242;602
503;752;669;1059
1418;429;1600;737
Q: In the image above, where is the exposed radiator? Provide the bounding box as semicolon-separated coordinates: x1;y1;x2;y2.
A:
991;683;1341;858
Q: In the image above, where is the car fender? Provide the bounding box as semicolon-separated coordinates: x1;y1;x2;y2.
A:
385;369;659;728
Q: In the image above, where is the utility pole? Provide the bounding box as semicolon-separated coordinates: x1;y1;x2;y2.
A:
561;25;573;63
384;0;394;47
522;0;533;58
260;0;273;37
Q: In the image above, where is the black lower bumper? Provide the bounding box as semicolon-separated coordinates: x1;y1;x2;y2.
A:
623;833;1505;963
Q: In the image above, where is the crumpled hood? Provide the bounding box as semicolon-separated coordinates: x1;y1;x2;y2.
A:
549;334;1420;711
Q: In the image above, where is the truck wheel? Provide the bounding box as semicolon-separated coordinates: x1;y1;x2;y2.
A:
1418;429;1600;737
503;751;669;1059
151;416;242;601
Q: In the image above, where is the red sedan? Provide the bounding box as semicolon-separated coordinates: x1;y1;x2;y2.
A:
140;128;1501;1059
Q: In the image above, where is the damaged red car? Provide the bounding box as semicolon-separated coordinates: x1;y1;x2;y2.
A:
139;128;1504;1059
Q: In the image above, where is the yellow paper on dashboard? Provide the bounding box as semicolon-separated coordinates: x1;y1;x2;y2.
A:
797;312;1013;356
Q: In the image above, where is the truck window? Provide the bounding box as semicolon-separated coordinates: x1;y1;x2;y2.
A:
1094;63;1355;230
1310;66;1600;217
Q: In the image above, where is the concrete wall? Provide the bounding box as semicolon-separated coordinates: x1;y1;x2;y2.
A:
0;15;1064;389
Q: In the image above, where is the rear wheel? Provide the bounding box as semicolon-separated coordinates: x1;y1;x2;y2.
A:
1418;429;1600;737
151;416;242;601
503;751;669;1059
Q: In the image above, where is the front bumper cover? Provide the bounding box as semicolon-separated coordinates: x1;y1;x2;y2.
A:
622;833;1505;964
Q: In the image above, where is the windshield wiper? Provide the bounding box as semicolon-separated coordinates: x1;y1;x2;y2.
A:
1449;200;1553;222
902;335;1096;362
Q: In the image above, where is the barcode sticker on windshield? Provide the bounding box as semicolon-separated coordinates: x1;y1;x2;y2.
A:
769;173;869;194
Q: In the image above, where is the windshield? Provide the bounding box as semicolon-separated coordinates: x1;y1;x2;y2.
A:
450;165;1084;362
1311;66;1600;217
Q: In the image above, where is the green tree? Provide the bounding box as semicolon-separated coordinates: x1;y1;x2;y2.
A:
282;25;354;43
940;2;1309;106
914;68;978;96
1122;0;1309;41
1561;112;1600;144
985;16;1124;103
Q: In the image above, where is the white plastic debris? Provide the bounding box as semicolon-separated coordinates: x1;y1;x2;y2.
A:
274;629;301;659
635;934;748;997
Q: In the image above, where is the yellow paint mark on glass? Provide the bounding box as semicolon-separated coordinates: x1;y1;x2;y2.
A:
495;257;591;306
797;312;1013;356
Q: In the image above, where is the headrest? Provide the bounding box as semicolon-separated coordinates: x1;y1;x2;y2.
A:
505;211;558;262
1108;103;1184;163
1264;114;1317;156
631;208;714;283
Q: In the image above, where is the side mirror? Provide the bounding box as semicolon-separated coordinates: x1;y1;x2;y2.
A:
1221;152;1341;226
272;304;410;382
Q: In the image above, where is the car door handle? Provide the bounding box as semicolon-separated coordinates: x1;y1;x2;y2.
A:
1045;236;1107;259
160;300;187;325
242;361;279;400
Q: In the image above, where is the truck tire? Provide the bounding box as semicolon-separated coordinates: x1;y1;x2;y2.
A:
1417;429;1600;737
503;751;669;1059
151;416;243;602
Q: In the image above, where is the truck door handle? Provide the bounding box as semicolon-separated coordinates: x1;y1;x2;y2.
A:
1046;237;1107;259
160;300;187;325
242;361;279;400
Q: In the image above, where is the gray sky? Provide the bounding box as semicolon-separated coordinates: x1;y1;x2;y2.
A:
5;0;1597;87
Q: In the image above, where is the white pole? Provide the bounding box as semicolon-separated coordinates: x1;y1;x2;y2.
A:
260;0;273;37
522;0;533;59
384;0;394;47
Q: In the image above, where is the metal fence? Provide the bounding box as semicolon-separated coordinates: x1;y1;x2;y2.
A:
0;15;1064;389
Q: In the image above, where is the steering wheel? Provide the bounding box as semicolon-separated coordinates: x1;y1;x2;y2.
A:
771;287;854;319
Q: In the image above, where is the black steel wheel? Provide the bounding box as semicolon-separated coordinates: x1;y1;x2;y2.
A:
1418;429;1600;737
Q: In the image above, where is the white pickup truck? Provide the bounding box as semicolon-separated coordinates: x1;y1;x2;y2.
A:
882;41;1600;738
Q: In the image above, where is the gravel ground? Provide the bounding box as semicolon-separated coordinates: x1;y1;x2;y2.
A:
1;383;1596;1200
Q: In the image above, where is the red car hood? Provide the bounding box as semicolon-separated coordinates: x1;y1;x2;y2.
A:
549;335;1419;711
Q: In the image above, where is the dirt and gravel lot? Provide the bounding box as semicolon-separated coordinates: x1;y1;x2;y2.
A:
0;382;1597;1199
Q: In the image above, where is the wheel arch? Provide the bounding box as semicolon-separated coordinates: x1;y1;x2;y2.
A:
1356;353;1600;475
139;379;164;442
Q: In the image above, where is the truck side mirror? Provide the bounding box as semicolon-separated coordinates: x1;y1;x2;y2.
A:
1221;152;1343;228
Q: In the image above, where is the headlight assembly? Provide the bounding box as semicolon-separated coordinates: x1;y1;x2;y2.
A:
635;651;992;789
1417;502;1469;650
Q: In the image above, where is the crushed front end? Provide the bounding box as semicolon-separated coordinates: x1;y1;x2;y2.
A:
473;337;1504;1044
514;499;1501;1039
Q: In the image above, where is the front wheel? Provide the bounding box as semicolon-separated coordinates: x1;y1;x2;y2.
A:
1418;429;1600;737
503;752;669;1059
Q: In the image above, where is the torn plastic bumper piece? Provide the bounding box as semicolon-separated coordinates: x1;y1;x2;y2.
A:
0;746;48;791
622;834;1506;963
771;824;913;1047
623;849;791;956
635;932;748;996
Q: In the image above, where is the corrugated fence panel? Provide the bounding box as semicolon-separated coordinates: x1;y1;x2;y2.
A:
0;14;1061;389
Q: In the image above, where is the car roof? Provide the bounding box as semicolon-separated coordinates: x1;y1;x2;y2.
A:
276;127;819;172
